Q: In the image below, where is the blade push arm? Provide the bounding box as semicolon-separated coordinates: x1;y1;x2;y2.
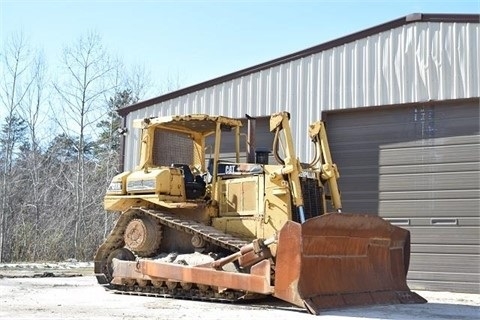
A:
269;112;306;222
308;121;342;211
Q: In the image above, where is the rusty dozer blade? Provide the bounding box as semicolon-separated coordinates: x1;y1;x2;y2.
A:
273;212;427;315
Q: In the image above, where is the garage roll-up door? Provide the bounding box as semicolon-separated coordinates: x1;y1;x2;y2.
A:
323;98;479;294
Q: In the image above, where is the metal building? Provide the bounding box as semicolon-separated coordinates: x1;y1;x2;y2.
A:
118;13;480;293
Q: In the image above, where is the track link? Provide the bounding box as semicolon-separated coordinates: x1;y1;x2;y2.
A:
110;283;246;302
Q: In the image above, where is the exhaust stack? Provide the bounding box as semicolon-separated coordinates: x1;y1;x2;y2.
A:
245;114;256;163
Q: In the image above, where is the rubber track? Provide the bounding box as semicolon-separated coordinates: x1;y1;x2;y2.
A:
95;206;253;302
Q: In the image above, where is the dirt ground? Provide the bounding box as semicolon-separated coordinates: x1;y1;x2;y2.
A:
0;262;478;320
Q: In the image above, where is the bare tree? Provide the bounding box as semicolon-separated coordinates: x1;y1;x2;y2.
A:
161;71;183;95
52;31;116;259
123;64;153;101
16;52;48;260
0;32;39;262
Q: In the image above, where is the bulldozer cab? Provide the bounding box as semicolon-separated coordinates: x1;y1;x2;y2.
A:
105;114;246;206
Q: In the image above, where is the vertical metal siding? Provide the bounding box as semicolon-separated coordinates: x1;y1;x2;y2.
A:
124;21;478;170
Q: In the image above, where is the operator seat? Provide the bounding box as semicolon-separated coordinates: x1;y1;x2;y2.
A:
171;164;206;199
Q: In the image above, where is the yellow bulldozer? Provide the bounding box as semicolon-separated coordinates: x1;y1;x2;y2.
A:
94;111;426;314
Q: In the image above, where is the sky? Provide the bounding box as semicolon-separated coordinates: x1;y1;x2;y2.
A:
1;0;479;101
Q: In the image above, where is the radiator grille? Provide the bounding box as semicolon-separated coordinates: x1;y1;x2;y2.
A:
298;177;324;222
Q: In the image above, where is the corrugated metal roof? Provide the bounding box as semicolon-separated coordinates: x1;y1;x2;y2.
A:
118;13;479;117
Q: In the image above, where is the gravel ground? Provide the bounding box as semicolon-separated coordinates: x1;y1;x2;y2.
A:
0;262;478;320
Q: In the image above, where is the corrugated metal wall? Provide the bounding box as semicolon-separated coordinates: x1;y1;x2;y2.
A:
124;20;479;171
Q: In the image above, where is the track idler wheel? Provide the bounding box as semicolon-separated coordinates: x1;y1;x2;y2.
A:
105;248;136;283
180;282;193;290
124;216;162;256
152;280;164;288
166;281;178;289
136;279;149;287
191;234;206;252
